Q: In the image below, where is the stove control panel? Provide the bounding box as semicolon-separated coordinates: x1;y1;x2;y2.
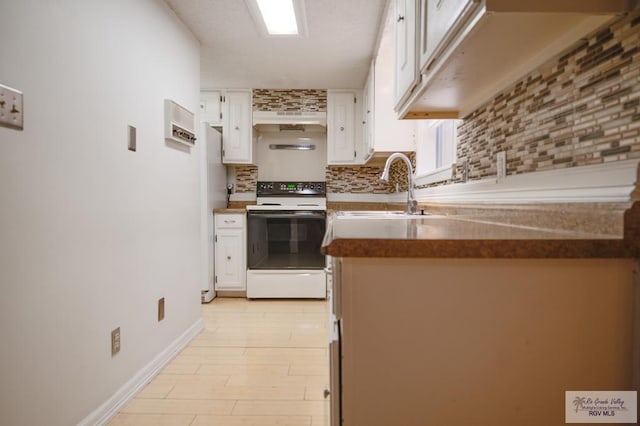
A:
257;181;326;197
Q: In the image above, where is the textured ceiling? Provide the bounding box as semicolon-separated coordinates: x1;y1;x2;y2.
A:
164;0;389;90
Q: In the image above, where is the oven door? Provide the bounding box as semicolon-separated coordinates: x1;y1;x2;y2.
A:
247;210;326;270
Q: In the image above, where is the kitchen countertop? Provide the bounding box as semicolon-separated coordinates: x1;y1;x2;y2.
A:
321;201;640;258
213;208;246;214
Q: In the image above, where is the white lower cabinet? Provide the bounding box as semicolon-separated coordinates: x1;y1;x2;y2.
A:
214;213;246;291
332;257;636;425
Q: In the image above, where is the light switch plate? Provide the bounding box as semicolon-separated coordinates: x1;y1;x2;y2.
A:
111;327;121;356
0;84;23;130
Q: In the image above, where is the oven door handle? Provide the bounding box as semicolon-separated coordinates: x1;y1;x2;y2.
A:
247;211;326;219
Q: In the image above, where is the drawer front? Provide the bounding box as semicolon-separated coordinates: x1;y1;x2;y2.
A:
215;213;244;229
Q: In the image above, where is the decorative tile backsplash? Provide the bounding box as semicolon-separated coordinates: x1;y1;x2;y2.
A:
327;154;415;194
454;10;640;184
234;158;413;195
327;166;391;194
234;165;258;193
253;89;327;112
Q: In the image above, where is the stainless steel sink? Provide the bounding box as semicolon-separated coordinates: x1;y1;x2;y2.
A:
336;210;407;219
335;211;420;219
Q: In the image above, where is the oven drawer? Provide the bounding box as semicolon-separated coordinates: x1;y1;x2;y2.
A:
247;269;326;299
215;213;245;229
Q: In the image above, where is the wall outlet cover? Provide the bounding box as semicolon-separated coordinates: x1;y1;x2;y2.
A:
111;327;121;356
128;125;136;152
0;84;24;131
158;298;165;321
497;151;506;181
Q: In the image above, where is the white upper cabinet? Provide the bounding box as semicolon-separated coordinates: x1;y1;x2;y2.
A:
222;89;255;164
366;9;416;156
397;0;632;119
393;0;418;109
362;62;375;162
327;90;358;165
419;0;474;71
200;90;223;126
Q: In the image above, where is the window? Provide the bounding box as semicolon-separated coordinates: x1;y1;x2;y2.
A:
415;119;460;185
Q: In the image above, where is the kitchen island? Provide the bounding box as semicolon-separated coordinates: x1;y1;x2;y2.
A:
321;202;640;426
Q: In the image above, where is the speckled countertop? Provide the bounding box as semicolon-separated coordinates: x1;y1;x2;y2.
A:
321;202;640;258
213;208;246;214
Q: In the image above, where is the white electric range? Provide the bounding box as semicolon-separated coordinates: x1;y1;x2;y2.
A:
246;181;327;299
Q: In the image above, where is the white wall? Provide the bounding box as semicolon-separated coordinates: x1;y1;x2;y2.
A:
0;1;201;425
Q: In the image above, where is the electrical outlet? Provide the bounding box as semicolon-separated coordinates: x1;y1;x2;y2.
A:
496;151;506;181
111;327;121;356
158;298;165;321
128;125;136;152
0;83;24;130
462;159;469;183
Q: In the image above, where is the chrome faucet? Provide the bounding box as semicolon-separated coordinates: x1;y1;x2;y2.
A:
380;152;417;215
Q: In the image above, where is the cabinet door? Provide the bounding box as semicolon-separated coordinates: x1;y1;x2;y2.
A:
215;228;245;291
200;90;223;125
222;90;254;164
374;13;417;153
394;0;417;109
421;0;474;72
362;63;375;162
327;91;356;164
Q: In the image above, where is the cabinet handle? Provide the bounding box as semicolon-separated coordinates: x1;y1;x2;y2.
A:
224;219;236;224
323;388;330;399
340;126;344;131
227;256;231;260
235;126;240;130
397;15;404;22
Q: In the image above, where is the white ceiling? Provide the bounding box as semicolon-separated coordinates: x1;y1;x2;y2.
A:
164;0;389;90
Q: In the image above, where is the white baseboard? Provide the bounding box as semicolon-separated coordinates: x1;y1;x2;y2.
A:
415;159;639;204
78;318;204;426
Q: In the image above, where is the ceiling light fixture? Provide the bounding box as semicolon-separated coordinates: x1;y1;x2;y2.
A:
257;0;297;35
246;0;307;37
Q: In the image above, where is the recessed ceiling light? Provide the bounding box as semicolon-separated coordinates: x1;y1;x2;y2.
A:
246;0;307;37
257;0;297;35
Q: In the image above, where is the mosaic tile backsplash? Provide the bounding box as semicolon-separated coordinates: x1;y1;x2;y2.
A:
327;154;415;194
234;165;258;193
454;10;640;184
326;166;391;194
234;162;409;194
253;89;327;112
234;159;412;195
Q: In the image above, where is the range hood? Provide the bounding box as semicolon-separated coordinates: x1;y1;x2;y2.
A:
253;111;327;127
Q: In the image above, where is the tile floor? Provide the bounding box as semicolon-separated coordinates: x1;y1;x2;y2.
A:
108;298;330;426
